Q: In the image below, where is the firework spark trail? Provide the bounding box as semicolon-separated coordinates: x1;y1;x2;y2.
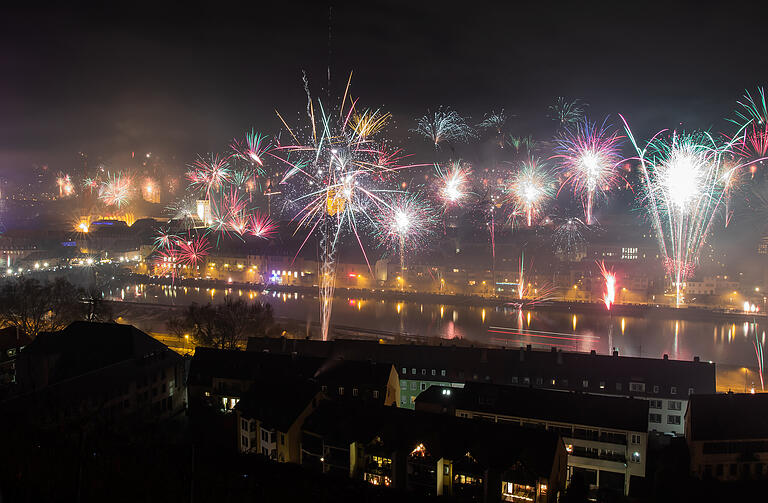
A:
755;332;765;391
554;118;624;224
597;260;616;310
276;77;423;341
186;154;232;197
507;158;555;227
552;216;589;257
176;234;211;268
622;116;752;307
412;107;475;149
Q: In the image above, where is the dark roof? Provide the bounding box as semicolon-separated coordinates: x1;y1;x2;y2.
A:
246;337;716;398
303;401;561;479
416;382;649;432
189;348;393;393
235;378;319;431
23;321;173;383
0;327;31;351
688;393;768;441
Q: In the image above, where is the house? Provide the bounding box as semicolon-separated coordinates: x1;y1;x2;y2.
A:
8;322;186;430
246;337;715;435
236;378;323;462
416;382;648;496
686;393;768;481
301;401;567;502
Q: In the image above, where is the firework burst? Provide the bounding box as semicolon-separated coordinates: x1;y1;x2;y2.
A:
622;116;749;306
176;234;211;268
276;75;422;340
412;107;475;149
548;97;588;126
552;216;589;258
186;154;232;196
435;161;472;206
231;129;272;177
99;172;133;208
554;118;624;224
507;159;555;227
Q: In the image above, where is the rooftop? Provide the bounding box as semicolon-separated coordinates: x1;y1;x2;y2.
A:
688;393;768;441
416;382;649;432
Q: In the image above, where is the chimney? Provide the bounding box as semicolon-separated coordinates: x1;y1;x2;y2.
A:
590;350;596;356
526;344;532;352
663;354;669;360
693;356;700;362
551;347;557;353
612;350;619;357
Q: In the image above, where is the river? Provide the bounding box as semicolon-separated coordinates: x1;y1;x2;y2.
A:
104;283;768;372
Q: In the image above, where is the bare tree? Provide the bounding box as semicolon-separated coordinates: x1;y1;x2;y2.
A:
182;298;275;350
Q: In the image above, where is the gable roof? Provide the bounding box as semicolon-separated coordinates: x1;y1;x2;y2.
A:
235;378;320;432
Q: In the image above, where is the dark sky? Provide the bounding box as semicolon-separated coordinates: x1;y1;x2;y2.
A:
2;1;768;178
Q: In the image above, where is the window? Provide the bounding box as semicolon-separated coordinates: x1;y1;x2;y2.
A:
522;377;530;385
650;400;663;409
401;381;407;389
373;390;379;399
420;383;427;391
536;377;543;386
431;369;436;376
582;380;589;388
667;415;681;425
441;370;446;377
629;382;646;392
668;400;682;411
599;381;605;390
670;386;677;395
402;367;407;374
511;376;519;384
411;368;416;375
444;466;450;475
242;436;248;448
653;385;659;394
338;387;344;396
616;382;622;391
688;387;695;396
716;464;723;477
262;431;268;442
241;419;248;431
649;413;662;423
321;385;327;392
422;369;426;375
410;382;418;390
631;451;641;463
631;434;641;444
353;388;359;397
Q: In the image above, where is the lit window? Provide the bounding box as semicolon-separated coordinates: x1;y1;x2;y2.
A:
582;380;589;388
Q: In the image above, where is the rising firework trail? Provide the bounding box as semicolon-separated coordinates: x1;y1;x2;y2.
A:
554;118;624;224
622;116;751;307
277;74;422;340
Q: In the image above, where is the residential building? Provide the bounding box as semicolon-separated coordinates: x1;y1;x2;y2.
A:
302;401;567;502
246;337;715;435
416;382;648;496
188;347;399;414
236;378;323;462
9;322;186;429
686;393;768;481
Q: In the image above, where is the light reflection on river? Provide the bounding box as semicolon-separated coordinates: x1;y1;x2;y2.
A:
106;283;767;367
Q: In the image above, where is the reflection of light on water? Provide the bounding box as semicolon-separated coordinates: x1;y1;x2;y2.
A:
440;305;444;318
396;302;402;314
210;288;215;298
572;314;577;331
744;322;749;337
453;310;458;322
526;311;531;327
420;304;423;314
481;308;486;324
674;321;679;356
621;318;625;335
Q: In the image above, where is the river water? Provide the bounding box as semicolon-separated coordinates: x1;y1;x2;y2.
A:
105;283;768;370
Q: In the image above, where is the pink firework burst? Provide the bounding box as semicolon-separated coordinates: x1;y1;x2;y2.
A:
554;118;624;224
231;130;272;171
248;212;277;239
186;154;232;196
176;235;211;267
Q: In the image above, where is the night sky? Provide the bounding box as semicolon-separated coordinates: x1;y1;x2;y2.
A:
2;1;768;178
